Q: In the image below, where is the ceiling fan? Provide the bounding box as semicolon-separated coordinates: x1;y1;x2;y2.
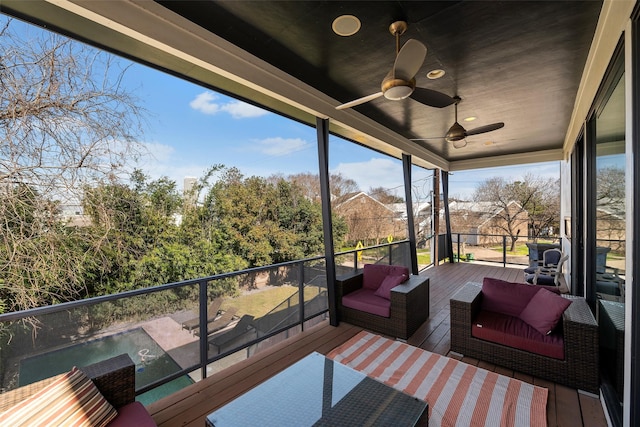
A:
412;96;505;148
335;21;455;110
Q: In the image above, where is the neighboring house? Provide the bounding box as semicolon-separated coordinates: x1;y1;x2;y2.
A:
446;201;529;246
333;192;405;245
388;201;433;247
597;204;625;253
59;204;92;227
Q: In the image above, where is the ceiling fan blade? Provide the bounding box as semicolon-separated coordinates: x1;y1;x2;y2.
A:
411;87;456;108
465;122;505;136
393;39;426;81
335;92;384;110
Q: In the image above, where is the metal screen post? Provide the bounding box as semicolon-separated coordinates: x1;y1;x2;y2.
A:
298;261;305;329
503;235;507;267
316;117;338;326
198;280;208;380
402;154;418;274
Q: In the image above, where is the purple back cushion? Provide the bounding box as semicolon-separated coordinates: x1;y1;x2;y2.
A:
519;288;572;335
362;264;409;290
481;277;542;317
373;275;406;300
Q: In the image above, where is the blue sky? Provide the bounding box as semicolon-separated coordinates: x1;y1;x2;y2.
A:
13;16;560;200
124;61;560;200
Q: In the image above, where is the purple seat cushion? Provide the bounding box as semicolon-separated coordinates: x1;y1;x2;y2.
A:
342;288;390;317
109;402;157;427
481;277;559;318
362;264;409;290
374;274;406;300
519;288;572;335
472;310;565;360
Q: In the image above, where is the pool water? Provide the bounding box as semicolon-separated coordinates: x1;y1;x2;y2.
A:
19;327;193;405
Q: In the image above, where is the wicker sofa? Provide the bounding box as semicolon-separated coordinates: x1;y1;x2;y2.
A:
450;281;599;394
336;264;430;340
0;353;156;426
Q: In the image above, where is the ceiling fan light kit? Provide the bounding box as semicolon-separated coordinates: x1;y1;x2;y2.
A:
453;139;468;149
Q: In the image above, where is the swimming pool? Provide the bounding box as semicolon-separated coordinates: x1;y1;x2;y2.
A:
19;327;193;405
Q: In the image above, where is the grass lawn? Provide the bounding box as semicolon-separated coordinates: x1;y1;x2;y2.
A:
224;284;327;318
489;240;557;255
417;250;431;265
224;285;300;318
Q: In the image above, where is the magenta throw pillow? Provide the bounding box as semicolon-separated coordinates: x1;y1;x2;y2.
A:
373;275;407;300
362;264;409;290
481;277;541;317
519;288;572;335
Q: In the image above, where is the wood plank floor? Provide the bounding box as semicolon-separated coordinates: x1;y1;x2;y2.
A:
147;263;608;427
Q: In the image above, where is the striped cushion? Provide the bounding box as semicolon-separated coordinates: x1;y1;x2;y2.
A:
0;366;118;426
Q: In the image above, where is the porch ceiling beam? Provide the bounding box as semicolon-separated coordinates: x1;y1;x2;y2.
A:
449;149;563;172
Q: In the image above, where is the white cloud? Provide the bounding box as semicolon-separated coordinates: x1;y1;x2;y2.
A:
332;158;404;193
189;92;268;118
256;137;311;156
140;142;175;163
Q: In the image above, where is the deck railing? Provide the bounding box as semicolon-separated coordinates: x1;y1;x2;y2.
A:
448;232;561;267
0;240;411;404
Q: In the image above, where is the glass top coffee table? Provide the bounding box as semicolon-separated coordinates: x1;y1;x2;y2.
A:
206;352;428;427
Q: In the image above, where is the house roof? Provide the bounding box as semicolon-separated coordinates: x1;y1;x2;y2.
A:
333;192;394;213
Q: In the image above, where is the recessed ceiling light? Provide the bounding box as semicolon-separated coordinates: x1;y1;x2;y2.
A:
427;69;445;79
332;15;361;37
463;116;477;122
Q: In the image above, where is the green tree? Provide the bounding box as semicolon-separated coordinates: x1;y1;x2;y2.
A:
0;184;94;311
202;167;345;267
0;18;146;312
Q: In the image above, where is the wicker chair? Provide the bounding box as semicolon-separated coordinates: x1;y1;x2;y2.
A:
0;354;157;425
336;270;429;340
450;282;599;394
0;353;136;413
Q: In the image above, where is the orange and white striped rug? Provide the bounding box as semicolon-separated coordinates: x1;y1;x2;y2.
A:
327;331;548;427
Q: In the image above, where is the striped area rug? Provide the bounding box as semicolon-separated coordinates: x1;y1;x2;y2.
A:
327;331;548;427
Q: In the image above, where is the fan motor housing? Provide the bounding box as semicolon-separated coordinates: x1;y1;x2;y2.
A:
445;122;466;142
382;77;416;100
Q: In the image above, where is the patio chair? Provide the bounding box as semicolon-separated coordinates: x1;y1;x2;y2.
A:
194;306;238;337
525;250;569;288
596;265;625;300
450;281;599;394
208;314;256;353
336;264;430;340
524;248;562;277
181;297;223;333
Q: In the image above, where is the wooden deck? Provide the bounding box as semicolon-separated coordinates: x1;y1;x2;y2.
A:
147;263;607;427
